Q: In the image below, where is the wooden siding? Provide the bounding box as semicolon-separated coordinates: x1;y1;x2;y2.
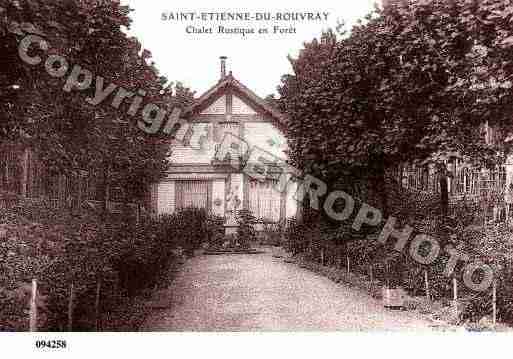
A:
212;179;225;217
171;145;217;164
170;123;216;164
232;95;257;115
169;121;290;165
201;95;226;114
244;122;288;159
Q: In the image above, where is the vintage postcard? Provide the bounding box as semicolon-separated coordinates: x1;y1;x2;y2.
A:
1;0;512;357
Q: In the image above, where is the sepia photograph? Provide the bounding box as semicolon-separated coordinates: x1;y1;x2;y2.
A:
1;0;513;356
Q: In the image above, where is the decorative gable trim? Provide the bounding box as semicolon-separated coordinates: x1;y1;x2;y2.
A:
183;73;287;128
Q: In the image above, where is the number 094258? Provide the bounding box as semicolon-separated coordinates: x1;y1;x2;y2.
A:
35;340;67;349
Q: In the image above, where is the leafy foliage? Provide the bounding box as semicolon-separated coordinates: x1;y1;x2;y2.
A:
0;0;195;210
235;209;257;249
0;195;211;331
277;0;513;224
167;207;223;257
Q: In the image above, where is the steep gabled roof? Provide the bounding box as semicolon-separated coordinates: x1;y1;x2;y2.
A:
184;72;288;126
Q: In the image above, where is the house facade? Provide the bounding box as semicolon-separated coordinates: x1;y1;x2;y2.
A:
152;57;297;228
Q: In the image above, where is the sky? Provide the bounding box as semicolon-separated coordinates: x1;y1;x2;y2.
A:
120;0;379;98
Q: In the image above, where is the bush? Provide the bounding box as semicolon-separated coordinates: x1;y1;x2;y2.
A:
258;220;286;246
285;217;311;255
0;196;217;331
287;178;513;325
235;209;256;249
167;208;224;257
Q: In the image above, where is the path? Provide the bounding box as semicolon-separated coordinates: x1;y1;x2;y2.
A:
141;251;432;331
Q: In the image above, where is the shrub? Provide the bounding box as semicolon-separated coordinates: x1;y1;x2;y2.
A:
288;178;513;325
236;209;256;249
260;220;286;246
169;208;210;257
0;195;216;331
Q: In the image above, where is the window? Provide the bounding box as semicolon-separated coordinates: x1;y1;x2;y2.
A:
0;148;22;195
215;122;240;142
176;180;211;211
248;179;281;222
464;168;471;194
455;168;465;195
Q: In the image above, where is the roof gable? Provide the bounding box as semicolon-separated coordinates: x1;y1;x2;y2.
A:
200;95;226;115
232;95;257;115
185;73;287;126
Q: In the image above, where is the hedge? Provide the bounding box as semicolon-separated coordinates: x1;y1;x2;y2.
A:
0;195;220;331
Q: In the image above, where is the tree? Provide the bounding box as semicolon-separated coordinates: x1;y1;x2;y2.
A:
278;0;513;225
1;0;195;216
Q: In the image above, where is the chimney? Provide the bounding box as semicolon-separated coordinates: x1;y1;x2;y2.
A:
220;56;227;79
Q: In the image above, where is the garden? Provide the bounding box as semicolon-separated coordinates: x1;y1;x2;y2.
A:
0;194;219;331
282;178;513;329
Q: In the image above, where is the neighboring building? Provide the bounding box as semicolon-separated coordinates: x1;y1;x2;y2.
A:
380;0;512;222
398;124;512;222
152;57;298;228
0;142;132;213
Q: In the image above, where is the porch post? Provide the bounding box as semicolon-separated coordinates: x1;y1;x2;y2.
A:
243;174;249;211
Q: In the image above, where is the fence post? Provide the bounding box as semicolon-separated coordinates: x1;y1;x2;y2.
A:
453;277;458;301
369;265;374;284
424;270;431;301
95;279;102;331
320;248;325;266
346;255;350;276
492;280;497;327
452;277;458;321
29;279;38;332
68;283;74;332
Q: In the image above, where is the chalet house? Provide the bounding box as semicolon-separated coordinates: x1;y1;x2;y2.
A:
151;57;297;229
0;58;297;225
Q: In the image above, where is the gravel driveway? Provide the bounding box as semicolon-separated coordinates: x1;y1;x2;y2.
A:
141;251;433;331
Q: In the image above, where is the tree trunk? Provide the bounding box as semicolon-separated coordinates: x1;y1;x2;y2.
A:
20;148;29;198
101;163;110;221
439;163;449;218
77;173;83;213
121;183;133;221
